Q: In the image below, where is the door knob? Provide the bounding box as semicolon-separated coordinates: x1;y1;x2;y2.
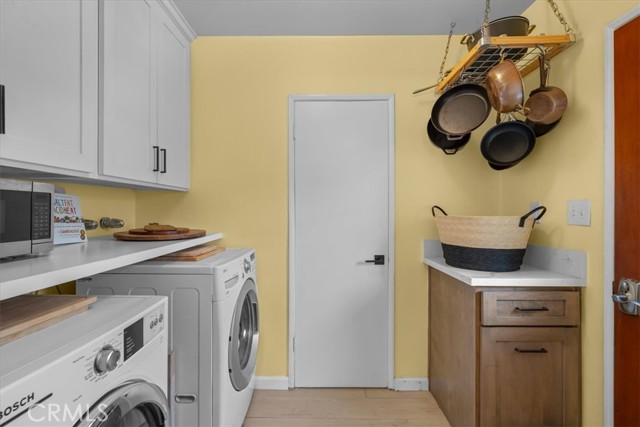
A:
612;278;640;316
365;255;385;265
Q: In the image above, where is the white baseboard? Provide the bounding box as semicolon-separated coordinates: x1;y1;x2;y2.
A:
393;377;429;391
254;376;289;390
254;376;428;391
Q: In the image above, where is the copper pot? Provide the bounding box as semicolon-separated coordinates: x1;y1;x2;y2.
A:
485;60;524;113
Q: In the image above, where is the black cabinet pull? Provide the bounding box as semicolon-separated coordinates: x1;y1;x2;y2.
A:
160;148;167;173
0;84;5;134
514;348;548;354
153;146;160;171
514;306;549;312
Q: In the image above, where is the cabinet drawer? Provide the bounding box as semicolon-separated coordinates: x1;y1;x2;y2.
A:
482;290;580;326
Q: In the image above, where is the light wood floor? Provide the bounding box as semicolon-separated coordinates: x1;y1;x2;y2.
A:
243;389;451;427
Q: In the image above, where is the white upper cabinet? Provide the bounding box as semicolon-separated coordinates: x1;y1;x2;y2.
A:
0;0;193;190
100;0;157;184
0;0;98;174
156;11;190;189
100;0;192;189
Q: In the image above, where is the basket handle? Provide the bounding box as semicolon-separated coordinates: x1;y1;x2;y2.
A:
431;206;448;217
519;206;547;227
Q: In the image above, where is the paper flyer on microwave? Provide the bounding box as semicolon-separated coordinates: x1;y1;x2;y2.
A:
53;193;87;245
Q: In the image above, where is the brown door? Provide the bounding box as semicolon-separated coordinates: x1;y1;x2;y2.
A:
613;15;640;427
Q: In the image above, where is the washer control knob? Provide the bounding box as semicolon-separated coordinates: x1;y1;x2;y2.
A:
243;259;251;274
94;345;120;375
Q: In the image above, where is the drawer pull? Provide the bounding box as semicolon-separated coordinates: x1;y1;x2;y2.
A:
514;306;549;312
514;347;548;354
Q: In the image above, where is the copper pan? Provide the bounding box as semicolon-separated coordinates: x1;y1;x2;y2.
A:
525;55;568;125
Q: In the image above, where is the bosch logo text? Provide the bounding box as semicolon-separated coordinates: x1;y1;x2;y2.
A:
0;392;35;421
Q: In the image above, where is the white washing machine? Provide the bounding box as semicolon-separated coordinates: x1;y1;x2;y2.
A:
0;295;169;427
77;248;259;427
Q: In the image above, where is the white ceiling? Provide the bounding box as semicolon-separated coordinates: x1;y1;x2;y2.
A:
172;0;535;36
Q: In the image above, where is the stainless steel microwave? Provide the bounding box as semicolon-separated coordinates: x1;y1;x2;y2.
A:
0;178;55;259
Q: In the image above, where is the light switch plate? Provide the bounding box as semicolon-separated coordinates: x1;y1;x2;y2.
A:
567;199;591;226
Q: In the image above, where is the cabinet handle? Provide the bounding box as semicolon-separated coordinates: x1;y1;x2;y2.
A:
0;84;5;134
514;347;548;354
514;306;549;312
153;146;160;171
160;148;167;173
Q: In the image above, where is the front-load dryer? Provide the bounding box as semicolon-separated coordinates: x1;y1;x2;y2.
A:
0;295;168;427
77;248;259;427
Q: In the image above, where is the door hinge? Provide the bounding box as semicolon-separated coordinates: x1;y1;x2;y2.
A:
293;337;295;352
292;124;296;142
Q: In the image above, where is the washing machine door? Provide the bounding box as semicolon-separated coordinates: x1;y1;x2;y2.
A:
229;278;259;391
74;380;168;427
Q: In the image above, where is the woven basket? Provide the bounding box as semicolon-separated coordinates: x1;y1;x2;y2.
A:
432;205;546;272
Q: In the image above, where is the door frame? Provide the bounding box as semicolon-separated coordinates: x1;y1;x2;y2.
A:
287;94;395;389
603;6;640;426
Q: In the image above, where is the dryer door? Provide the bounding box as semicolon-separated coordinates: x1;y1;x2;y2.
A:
74;380;169;427
229;278;259;391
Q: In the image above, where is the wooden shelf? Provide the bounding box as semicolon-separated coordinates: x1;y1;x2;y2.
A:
435;34;575;94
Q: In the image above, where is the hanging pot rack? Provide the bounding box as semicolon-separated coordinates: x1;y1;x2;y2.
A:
415;0;576;95
433;33;575;94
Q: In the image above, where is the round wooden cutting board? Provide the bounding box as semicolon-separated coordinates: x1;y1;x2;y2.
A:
113;228;206;241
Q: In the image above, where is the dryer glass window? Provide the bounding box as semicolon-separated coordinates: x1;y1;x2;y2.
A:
229;279;259;391
238;295;253;369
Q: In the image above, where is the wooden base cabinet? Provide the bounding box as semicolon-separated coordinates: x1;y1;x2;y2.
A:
428;269;581;427
480;327;581;426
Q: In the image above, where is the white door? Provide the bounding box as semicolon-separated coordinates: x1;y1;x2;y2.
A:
291;96;393;387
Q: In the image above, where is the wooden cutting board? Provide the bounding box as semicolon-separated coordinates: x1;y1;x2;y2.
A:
113;228;206;241
0;295;97;345
155;245;225;261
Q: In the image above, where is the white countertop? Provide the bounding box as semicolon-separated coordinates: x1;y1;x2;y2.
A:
423;240;586;287
0;233;223;300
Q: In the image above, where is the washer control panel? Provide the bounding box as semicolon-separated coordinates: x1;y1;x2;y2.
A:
76;305;165;381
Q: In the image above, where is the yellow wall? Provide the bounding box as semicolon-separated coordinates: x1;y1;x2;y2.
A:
135;36;502;377
52;183;137;238
505;1;638;425
50;2;638;423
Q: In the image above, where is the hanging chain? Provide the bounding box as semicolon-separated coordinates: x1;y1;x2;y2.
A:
438;22;456;81
545;0;573;34
480;0;492;37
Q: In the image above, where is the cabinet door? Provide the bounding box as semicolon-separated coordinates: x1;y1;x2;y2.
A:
0;0;97;173
156;12;190;189
100;0;157;183
480;327;581;427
